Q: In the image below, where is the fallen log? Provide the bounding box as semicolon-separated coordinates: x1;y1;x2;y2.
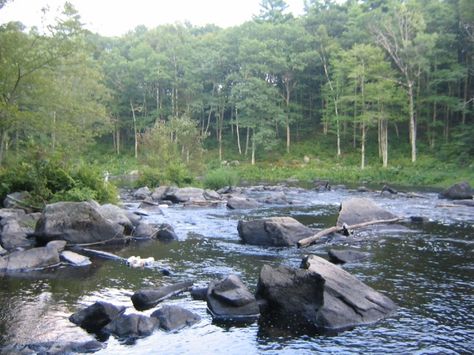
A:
297;218;401;248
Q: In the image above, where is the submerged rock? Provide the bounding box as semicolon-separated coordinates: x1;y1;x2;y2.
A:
238;217;313;247
69;301;125;333
60;250;92;266
104;313;158;338
328;249;370;264
337;198;397;226
207;275;260;322
34;202;125;245
2;340;104;354
302;255;397;331
131;281;193;311
151;305;200;331
439;181;473;200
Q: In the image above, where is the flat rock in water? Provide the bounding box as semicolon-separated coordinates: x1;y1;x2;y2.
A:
69;301;125;333
438;181;473;200
104;313;158;338
207;275;260;322
131;281;193;311
0;245;60;272
60;250;92;266
328;249;370;264
337;198;397;226
226;196;260;210
164;187;205;203
151;305;201;331
3;340;104;354
238;217;313;247
302;255;397;331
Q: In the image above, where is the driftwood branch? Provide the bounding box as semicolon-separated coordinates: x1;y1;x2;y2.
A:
297;218;401;248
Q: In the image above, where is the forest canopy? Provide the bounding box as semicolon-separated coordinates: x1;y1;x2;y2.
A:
0;0;472;199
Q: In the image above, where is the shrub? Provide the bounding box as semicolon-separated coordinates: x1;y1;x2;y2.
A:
203;168;239;190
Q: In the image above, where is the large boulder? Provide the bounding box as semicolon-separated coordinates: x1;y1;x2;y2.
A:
104;313;158;338
207;275;260;322
3;191;32;210
302;255;397;331
98;204;134;234
438;182;473;200
132;222;178;240
0;241;61;272
69;301;125;333
337;198;397;226
131;281;193;311
133;187;152;200
226;196;260;210
151;305;200;331
238;217;313;247
34;202;124;245
256;265;325;327
0;209;39;251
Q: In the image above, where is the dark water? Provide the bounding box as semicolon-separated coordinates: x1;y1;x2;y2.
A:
1;187;473;354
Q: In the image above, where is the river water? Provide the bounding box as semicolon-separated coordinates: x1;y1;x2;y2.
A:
0;187;473;354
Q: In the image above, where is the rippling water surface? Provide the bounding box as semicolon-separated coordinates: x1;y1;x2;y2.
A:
1;187;473;354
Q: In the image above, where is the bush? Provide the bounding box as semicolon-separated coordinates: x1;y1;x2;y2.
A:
135;167;163;188
203;168;239;190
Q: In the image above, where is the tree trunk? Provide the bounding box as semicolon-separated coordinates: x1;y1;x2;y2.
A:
361;122;366;170
52;111;56;152
235;107;242;155
251;130;256;165
285;83;291;154
0;130;8;166
245;127;250;156
407;81;417;163
218;109;223;161
381;118;388;168
130;100;138;159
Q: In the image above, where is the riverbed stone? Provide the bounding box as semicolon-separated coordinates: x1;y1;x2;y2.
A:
438;181;473;200
226;196;260;210
3;191;32;210
151;186;169;201
131;280;193;311
302;255;397;331
328;249;370;264
238;217;313;247
0;244;60;272
256;265;325;327
104;313;159;338
207;274;260;322
151;305;200;331
133;187;152;200
60;250;92;266
2;340;104;354
34;201;124;245
203;189;221;201
164;187;206;203
98;204;134;234
69;301;126;332
0;210;39;251
337;198;397;226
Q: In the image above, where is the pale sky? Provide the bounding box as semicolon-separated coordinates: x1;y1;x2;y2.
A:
0;0;306;37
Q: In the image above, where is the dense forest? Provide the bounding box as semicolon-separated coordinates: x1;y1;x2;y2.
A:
0;0;473;202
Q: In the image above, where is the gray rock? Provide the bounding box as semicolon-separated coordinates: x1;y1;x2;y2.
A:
151;305;200;331
238;217;313;247
190;286;208;301
0;210;39;251
203;189;221;201
98;204;134;234
138;198;163;213
439;182;473;200
34;202;124;245
226;196;260;210
207;275;260;322
302;255;397;331
156;223;178;241
151;186;169;201
0;245;60;272
337;198;397;226
256;265;325;327
104;313;158;338
0;244;6;256
46;240;67;252
131;280;193;311
133;222;159;239
453;200;474;207
3;191;32;210
260;192;290;205
164;187;205;203
69;301;125;332
328;249;370;264
133;187;152;200
60;250;92;266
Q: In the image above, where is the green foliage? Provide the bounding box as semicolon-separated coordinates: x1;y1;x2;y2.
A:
135;167;163;188
203;168;239;190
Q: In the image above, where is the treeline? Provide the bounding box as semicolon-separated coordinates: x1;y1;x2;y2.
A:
0;0;473;172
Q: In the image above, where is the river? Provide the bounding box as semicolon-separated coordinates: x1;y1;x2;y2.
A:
0;186;473;354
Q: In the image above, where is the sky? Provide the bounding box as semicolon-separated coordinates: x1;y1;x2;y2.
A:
0;0;306;37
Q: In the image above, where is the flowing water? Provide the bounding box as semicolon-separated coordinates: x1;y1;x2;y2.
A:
0;187;473;354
